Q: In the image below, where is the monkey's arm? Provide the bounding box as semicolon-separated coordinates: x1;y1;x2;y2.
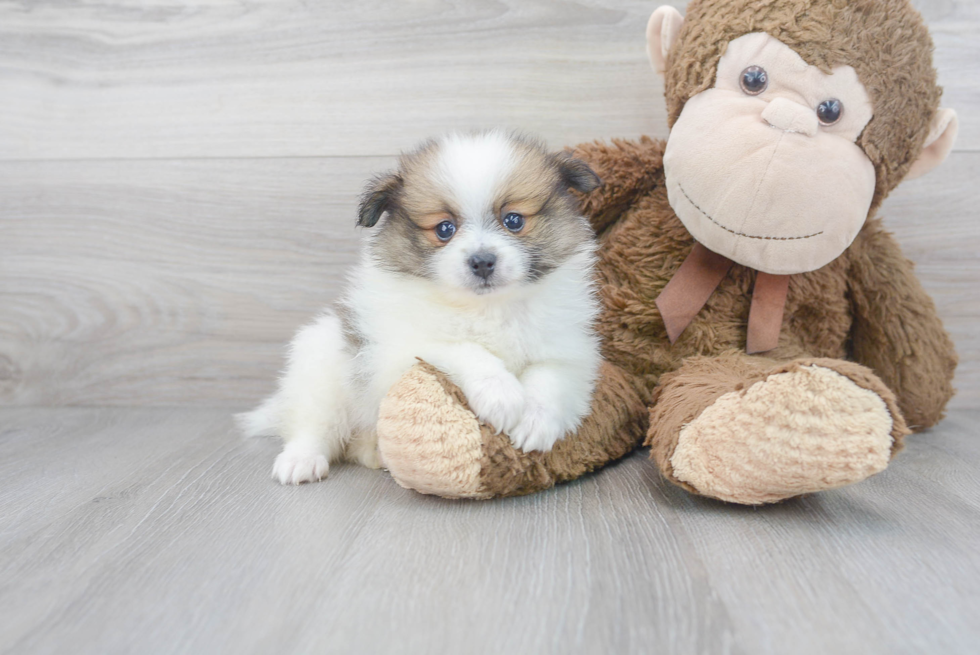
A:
569;137;665;235
847;219;957;430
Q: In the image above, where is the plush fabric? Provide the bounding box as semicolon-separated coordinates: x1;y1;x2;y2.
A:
578;135;957;421
576;137;952;503
648;354;908;504
664;0;941;214
663;32;878;274
374;0;956;504
378;361;648;499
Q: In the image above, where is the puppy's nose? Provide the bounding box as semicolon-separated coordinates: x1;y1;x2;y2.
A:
468;251;496;280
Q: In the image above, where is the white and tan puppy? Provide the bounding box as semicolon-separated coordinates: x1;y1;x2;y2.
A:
240;130;603;485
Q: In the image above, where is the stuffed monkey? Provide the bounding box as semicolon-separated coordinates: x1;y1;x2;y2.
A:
376;0;959;504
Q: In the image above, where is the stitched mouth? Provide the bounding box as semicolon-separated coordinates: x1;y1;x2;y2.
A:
678;183;823;241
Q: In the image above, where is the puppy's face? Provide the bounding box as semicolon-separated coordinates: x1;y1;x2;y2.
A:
357;131;600;295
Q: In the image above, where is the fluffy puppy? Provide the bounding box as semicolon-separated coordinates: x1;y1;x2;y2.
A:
240;130;603;485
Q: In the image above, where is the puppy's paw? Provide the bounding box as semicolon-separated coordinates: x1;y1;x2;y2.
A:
346;434;383;470
464;372;525;435
509;403;567;453
272;448;329;485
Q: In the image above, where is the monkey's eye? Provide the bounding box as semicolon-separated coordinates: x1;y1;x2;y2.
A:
739;66;768;95
816;99;843;125
435;220;456;241
502;212;525;233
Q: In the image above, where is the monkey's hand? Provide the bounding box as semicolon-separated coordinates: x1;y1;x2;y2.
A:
847;219;957;431
568;137;665;236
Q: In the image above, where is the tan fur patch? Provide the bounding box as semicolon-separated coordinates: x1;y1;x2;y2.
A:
416;212;456;246
415;212;454;230
396;139;446;218
500;145;559;205
499;201;540;236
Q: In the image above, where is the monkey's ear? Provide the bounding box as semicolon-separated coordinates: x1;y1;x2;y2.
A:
646;6;684;76
905;108;958;181
357;173;402;227
555;153;602;194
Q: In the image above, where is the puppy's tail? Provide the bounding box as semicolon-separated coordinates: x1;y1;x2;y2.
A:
235;395;282;439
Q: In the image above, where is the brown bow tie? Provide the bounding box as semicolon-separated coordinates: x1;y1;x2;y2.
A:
654;242;789;354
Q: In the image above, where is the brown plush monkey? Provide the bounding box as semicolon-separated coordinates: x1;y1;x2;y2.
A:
375;0;959;504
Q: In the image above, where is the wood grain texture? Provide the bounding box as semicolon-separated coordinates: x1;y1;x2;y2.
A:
0;157;382;406
0;0;976;161
1;407;978;654
2;152;977;408
0;0;977;408
1;3;976;653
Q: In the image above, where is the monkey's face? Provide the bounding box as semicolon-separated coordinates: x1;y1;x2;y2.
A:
664;33;876;275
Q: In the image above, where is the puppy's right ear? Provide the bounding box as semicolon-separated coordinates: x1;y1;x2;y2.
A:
357;173;403;227
554;153;602;194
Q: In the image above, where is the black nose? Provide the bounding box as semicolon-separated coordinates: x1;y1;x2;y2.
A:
468;252;496;280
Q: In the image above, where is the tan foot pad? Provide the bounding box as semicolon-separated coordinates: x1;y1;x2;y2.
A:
377;363;489;499
671;365;894;505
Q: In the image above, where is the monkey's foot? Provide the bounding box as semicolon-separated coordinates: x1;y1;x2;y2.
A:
649;356;909;505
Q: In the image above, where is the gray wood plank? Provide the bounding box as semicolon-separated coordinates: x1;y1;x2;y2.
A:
0;157;384;406
661;412;980;654
2;152;977;408
1;407;977;654
879;152;980;409
0;0;975;161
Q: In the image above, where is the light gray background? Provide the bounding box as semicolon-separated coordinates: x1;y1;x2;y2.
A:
1;1;977;653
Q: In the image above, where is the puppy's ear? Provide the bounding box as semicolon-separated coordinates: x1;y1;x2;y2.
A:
554;153;602;194
357;173;403;227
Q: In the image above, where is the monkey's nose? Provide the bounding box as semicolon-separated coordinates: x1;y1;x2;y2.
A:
761;97;818;137
468;251;497;280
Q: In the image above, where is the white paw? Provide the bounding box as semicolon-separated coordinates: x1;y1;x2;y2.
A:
346;433;382;470
354;445;382;470
509;403;567;453
464;372;525;435
272;449;329;485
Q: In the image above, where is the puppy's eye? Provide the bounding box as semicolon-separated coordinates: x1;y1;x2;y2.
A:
816;98;843;125
739;66;768;95
502;212;525;233
435;220;456;241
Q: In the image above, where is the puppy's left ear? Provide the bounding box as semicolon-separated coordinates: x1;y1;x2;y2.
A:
554;153;602;194
357;172;403;227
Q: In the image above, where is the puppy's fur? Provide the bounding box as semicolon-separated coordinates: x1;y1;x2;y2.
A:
240;130;603;485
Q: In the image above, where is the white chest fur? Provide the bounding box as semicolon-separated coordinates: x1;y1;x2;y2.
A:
343;250;600;427
349;252;596;367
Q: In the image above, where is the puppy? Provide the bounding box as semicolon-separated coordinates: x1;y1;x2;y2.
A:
240;130;603;485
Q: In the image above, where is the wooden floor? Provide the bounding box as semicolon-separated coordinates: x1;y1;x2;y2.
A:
0;408;977;654
2;0;979;653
